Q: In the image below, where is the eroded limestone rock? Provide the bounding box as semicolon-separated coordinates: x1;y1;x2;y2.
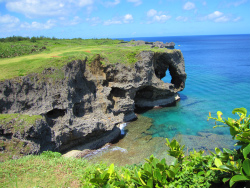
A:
0;50;186;156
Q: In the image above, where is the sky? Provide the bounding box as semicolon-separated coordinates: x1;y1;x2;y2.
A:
0;0;249;39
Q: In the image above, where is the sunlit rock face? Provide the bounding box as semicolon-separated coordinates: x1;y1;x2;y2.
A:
0;50;186;154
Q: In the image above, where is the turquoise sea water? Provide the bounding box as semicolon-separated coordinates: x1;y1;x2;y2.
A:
122;34;250;140
88;35;250;165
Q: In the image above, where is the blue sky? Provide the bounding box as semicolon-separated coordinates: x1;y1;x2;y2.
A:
0;0;249;38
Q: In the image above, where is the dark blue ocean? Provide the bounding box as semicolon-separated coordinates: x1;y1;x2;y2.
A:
121;34;250;139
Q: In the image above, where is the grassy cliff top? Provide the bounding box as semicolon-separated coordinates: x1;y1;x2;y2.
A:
0;38;175;81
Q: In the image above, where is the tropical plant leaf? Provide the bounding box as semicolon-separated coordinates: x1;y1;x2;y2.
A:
230;175;250;187
138;171;146;186
214;158;223;168
225;118;234;127
243;144;250;159
230;127;238;138
144;163;152;174
154;169;162;182
147;178;153;188
232;107;247;116
90;178;106;185
215;148;222;155
108;163;115;177
222;177;230;183
166;169;175;179
223;148;234;154
217;111;223;121
166;138;170;146
242;159;250;177
219;165;235;171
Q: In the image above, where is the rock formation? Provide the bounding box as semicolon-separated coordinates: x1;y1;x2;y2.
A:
122;40;175;49
0;49;186;157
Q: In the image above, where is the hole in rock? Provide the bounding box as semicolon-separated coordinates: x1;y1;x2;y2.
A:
110;87;126;98
134;86;155;113
102;80;109;87
73;102;93;117
73;102;84;117
46;109;66;119
161;69;172;83
168;65;184;89
135;86;154;100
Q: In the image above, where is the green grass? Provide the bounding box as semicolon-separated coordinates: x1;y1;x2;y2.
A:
0;152;86;187
0;151;111;188
0;38;175;81
0;151;138;188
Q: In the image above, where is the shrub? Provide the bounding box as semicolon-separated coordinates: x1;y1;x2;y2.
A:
30;37;36;42
208;107;250;187
40;151;62;158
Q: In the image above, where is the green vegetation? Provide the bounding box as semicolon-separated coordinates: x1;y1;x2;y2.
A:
1;107;250;187
0;151;96;187
0;113;43;134
0;36;173;81
208;107;250;187
0;114;44;161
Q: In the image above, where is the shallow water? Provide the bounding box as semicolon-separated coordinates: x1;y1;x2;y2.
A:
89;34;250;165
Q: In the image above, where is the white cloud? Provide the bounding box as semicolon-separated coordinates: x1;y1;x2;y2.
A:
147;9;157;17
103;14;134;25
0;12;58;32
146;9;171;23
101;0;120;7
207;11;223;20
0;14;20;32
154;15;171;22
20;19;56;29
6;0;64;18
176;16;188;22
78;0;93;7
123;14;133;23
5;0;94;18
103;19;122;25
65;16;81;26
86;17;102;26
0;14;20;24
225;0;248;7
198;11;240;23
202;1;207;6
183;2;195;10
6;0;64;17
127;0;142;6
214;16;230;22
233;16;241;22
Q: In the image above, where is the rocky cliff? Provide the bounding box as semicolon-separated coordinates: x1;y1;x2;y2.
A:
0;50;186;157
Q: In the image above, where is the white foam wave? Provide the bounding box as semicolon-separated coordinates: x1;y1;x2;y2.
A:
119;123;127;135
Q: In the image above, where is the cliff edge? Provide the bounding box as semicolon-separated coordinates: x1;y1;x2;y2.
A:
0;49;186;159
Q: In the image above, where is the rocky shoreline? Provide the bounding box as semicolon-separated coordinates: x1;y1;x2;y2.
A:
0;44;186;160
